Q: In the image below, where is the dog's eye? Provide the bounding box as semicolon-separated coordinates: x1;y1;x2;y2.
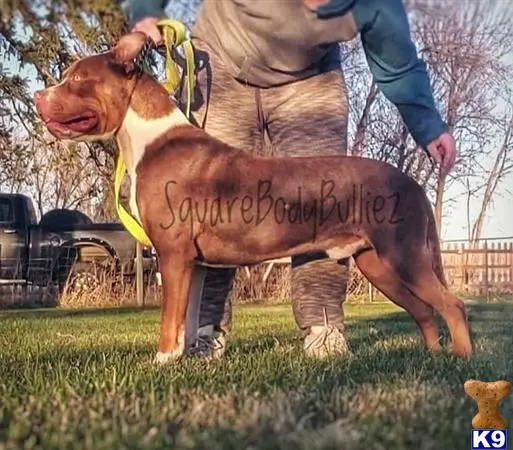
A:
71;73;81;82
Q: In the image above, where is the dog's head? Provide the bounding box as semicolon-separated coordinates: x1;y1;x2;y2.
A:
34;32;150;141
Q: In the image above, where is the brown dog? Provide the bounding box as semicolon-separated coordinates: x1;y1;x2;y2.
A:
33;32;473;363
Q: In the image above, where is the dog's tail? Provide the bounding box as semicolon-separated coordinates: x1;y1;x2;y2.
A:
426;210;448;289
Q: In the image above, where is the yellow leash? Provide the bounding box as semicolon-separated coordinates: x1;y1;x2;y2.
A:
114;19;196;247
158;18;196;118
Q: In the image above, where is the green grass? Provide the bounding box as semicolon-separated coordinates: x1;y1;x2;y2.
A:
0;299;512;450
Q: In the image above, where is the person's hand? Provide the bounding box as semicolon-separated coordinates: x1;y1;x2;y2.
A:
132;17;163;46
426;131;457;179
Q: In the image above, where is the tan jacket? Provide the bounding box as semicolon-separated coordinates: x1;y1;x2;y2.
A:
192;0;358;87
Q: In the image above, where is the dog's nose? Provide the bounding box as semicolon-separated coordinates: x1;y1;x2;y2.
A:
34;89;47;104
34;90;42;105
33;90;51;118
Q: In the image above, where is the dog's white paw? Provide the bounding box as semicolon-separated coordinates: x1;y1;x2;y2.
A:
154;330;186;365
153;350;182;365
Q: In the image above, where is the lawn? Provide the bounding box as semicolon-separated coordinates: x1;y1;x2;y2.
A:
0;299;512;450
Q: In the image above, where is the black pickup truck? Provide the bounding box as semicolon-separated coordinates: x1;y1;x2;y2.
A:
0;193;156;295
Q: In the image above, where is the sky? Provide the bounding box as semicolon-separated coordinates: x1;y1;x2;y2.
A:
1;2;512;242
442;172;512;241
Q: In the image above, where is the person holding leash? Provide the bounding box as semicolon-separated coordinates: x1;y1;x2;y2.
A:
124;0;457;359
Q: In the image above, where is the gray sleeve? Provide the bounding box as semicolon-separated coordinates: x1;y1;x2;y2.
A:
126;0;169;27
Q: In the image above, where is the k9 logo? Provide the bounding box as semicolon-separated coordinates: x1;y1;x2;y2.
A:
471;429;508;450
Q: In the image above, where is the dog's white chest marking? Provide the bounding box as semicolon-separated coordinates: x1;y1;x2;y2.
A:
116;107;190;221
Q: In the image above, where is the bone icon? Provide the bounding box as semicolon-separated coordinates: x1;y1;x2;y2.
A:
464;379;512;429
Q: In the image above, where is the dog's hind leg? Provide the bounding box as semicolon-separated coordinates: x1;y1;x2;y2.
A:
369;243;472;359
354;249;441;352
401;268;472;359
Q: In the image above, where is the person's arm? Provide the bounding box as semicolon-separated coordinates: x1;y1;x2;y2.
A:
317;0;448;151
127;0;168;28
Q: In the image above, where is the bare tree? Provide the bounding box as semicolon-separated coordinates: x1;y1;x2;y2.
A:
343;0;513;235
469;107;513;245
408;0;513;233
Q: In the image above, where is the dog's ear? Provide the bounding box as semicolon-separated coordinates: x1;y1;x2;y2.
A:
110;31;148;75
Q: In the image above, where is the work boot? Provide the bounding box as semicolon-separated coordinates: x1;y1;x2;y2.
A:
187;325;226;359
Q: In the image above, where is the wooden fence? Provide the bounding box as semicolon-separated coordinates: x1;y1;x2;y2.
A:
238;238;513;300
441;239;513;296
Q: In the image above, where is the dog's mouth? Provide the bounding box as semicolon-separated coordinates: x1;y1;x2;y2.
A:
44;111;98;136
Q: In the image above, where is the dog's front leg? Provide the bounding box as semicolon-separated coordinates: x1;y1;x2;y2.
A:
154;256;195;365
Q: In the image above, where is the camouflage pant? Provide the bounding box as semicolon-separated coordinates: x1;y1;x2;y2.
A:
178;37;350;334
